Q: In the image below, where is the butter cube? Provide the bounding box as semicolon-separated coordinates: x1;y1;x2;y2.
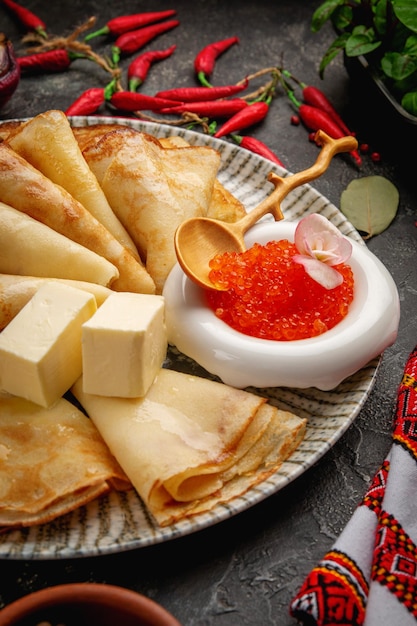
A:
82;292;167;398
0;282;97;407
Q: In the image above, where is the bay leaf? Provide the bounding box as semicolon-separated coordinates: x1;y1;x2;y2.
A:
340;175;399;238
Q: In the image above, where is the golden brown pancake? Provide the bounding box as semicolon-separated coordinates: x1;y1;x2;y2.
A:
8;111;140;259
0;394;131;530
0;203;118;287
0;143;155;294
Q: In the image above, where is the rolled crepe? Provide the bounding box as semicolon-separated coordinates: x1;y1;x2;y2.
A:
0;203;118;287
0;274;112;331
0;143;155;294
8;110;140;259
0;394;131;529
83;130;221;293
72;369;306;527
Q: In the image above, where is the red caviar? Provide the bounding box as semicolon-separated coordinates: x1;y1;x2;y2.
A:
207;240;354;341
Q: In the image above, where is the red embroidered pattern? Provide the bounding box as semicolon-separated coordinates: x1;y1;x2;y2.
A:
291;550;367;626
393;380;417;461
372;511;417;617
362;459;389;515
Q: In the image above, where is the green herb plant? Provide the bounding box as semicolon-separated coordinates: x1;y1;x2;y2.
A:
311;0;417;116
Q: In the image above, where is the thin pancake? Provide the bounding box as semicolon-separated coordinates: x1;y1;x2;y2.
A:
0;143;155;294
0;203;118;287
83;130;221;293
72;369;306;527
8;111;140;259
0;394;131;530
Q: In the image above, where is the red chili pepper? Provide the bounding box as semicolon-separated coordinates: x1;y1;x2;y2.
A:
17;49;76;73
65;87;105;116
161;98;248;118
231;134;285;167
109;90;182;112
194;36;239;87
213;101;269;138
301;84;354;136
298;104;362;165
85;10;177;41
2;0;46;36
128;44;176;91
155;79;248;102
112;20;180;58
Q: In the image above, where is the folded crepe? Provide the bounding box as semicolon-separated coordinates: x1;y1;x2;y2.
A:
0;143;155;294
0;274;112;331
0;119;24;142
7;110;140;259
82;129;221;293
159;135;247;223
0;202;118;287
72;368;307;527
0;394;131;529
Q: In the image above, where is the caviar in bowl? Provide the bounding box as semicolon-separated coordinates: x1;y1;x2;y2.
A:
163;218;400;390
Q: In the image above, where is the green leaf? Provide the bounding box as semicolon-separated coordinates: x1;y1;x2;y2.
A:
340;176;399;238
311;0;346;32
374;0;389;36
381;50;417;79
318;32;350;77
345;35;382;56
402;89;417;114
392;0;417;34
331;5;355;31
403;34;417;55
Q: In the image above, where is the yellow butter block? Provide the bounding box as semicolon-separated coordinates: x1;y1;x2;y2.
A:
82;292;167;398
0;282;97;407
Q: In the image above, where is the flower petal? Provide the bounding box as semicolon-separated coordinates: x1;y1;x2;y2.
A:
293;254;344;289
294;214;352;266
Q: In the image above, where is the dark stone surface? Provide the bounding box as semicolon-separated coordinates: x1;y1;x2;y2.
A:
0;1;416;624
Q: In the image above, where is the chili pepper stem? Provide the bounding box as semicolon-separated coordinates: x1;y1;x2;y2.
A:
197;71;212;87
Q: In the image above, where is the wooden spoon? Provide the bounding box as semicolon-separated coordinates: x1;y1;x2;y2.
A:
174;131;358;291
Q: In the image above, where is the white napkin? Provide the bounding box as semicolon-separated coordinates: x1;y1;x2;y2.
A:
290;344;417;626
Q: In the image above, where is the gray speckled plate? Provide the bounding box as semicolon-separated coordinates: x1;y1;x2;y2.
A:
0;116;379;560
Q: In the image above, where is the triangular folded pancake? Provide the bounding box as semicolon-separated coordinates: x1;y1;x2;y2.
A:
72;123;126;152
0;394;131;529
7;110;140;259
0;143;155;294
0;274;112;331
0;119;23;142
159;135;247;223
72;369;306;527
83;130;221;293
0;202;118;287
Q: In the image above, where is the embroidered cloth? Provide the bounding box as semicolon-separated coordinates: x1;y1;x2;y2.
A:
290;344;417;626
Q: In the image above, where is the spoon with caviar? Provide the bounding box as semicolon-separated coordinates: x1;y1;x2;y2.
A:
174;131;358;291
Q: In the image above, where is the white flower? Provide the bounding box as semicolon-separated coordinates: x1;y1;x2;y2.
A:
293;213;352;289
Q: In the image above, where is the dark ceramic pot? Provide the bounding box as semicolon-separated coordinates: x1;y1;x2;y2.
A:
344;53;417;146
0;583;182;626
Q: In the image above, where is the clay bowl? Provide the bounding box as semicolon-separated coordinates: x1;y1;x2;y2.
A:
163;219;400;391
0;583;182;626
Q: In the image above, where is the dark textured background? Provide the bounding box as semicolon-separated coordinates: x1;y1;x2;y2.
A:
1;1;416;624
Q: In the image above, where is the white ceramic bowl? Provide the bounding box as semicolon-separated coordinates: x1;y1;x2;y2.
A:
163;220;400;390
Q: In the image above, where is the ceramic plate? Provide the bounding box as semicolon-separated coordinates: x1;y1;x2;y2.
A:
0;116;379;559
